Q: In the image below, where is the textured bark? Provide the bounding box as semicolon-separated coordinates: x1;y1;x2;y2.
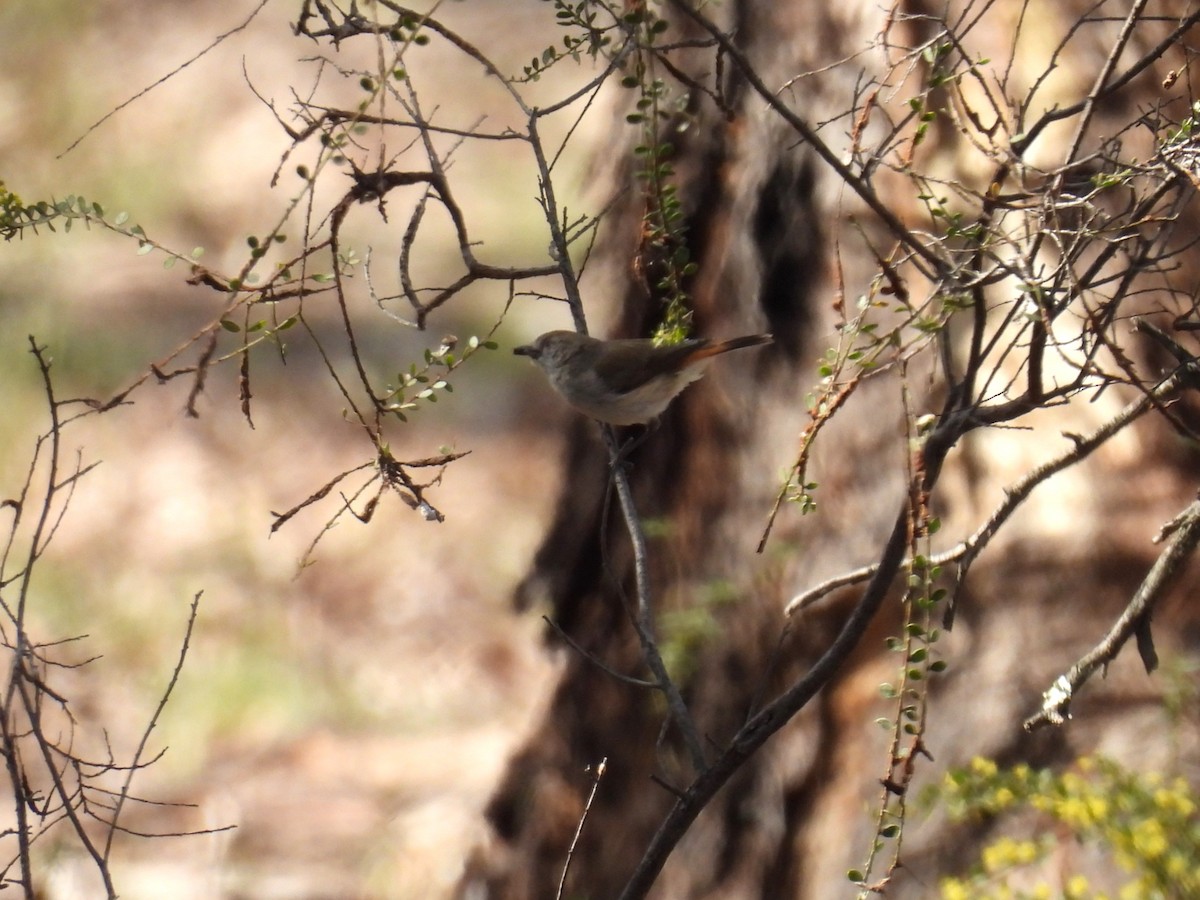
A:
464;2;1200;897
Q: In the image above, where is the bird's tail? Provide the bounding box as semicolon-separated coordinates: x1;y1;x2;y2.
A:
691;333;773;361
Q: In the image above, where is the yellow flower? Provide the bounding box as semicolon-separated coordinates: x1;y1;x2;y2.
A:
981;836;1040;872
1129;817;1168;860
1084;792;1109;821
1153;785;1196;816
1055;795;1095;828
1064;874;1090;898
1165;851;1193;878
971;756;998;777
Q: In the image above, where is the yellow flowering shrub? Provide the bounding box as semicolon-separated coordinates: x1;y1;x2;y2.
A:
934;756;1199;899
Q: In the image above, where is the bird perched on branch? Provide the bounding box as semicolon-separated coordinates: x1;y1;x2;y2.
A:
514;330;772;425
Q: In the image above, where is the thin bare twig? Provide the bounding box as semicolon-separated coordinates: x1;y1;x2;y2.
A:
104;593;209;859
556;758;608;900
1025;494;1200;731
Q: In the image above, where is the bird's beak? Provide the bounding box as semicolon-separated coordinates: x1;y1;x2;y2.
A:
513;344;537;358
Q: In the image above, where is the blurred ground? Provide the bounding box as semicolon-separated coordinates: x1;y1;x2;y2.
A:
32;391;564;900
0;1;588;897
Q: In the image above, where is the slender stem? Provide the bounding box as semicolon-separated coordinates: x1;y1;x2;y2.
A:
556;758;608;900
607;431;708;775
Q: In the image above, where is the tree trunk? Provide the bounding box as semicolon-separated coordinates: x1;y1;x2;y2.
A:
464;2;1200;897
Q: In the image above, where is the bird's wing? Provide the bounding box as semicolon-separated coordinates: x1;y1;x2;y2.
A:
592;339;709;393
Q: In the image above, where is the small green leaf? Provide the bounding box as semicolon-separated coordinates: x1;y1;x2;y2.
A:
220;318;241;332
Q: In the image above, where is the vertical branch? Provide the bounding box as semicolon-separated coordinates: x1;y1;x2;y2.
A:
609;437;707;775
13;340;62;626
529;88;704;771
529;112;590;335
1;339;115;897
0;702;33;899
0;342;61;898
13;673;115;898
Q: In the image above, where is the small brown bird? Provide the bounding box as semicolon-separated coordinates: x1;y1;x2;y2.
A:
513;330;772;425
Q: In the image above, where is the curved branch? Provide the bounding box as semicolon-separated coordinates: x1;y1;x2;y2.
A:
1024;494;1200;731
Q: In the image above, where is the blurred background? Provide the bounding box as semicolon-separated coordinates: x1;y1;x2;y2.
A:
0;2;588;896
7;3;1200;899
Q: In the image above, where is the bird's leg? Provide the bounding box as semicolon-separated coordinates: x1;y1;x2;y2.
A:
611;423;652;471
